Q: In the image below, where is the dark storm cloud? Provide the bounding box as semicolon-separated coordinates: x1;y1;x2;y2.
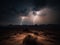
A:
0;0;60;25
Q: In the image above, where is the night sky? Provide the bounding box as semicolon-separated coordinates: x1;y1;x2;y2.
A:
0;0;60;25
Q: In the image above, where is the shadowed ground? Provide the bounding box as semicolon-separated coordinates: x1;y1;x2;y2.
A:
0;25;60;45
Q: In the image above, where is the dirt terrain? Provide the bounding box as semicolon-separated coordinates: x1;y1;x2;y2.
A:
0;25;60;45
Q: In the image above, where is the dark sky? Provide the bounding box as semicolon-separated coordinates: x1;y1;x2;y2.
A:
0;0;60;25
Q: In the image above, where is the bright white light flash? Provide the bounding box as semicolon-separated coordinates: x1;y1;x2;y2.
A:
35;11;40;15
20;16;26;25
20;11;41;25
33;15;40;24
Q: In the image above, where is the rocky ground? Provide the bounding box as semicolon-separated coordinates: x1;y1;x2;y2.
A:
0;25;60;45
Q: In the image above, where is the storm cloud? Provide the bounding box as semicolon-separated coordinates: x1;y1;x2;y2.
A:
0;0;60;25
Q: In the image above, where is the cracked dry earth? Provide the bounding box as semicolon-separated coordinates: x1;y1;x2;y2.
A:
0;30;59;45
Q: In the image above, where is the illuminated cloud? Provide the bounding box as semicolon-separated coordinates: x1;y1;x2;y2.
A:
18;7;57;25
